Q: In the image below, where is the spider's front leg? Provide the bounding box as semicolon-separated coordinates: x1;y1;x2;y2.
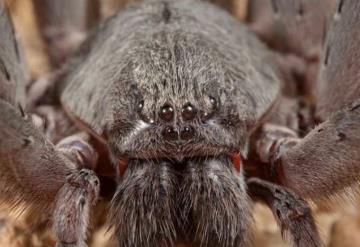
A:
247;0;336;97
0;99;100;247
31;0;99;66
0;4;100;246
258;100;360;198
256;0;360;199
247;0;334;59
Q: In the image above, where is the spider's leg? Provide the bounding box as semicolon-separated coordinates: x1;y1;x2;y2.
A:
31;0;100;66
247;0;334;60
53;168;99;247
1;99;100;247
0;1;27;107
27;0;101;106
254;0;360;199
248;178;323;247
0;99;68;206
1;93;101;247
1;5;100;246
180;157;251;247
52;132;99;247
110;160;178;247
0;1;67;208
247;0;336;96
269;101;360;198
254;99;360;198
316;0;360;120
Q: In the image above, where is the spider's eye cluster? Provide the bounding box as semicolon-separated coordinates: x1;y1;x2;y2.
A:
135;95;219;143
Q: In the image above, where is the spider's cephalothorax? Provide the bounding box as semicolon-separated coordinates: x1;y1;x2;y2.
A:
1;0;360;247
60;0;279;163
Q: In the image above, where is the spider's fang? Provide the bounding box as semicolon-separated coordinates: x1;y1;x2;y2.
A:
230;153;241;172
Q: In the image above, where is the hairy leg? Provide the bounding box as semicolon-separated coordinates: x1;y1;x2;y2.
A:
31;0;99;66
256;99;360;199
180;156;251;247
0;98;71;207
247;0;336;99
0;0;68;208
48;126;100;246
0;100;101;245
247;0;334;60
248;178;323;247
316;0;360;120
255;0;360;199
53;169;99;247
1;5;101;246
0;2;27;107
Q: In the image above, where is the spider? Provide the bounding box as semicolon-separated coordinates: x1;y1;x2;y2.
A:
0;0;359;246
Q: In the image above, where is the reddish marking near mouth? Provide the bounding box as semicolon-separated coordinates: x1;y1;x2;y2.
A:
118;158;129;176
231;153;241;172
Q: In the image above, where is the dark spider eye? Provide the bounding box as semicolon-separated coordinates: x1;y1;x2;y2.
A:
201;111;210;119
159;104;174;122
162;125;178;140
182;103;197;120
209;96;217;109
137;100;155;123
137;100;144;111
180;125;195;140
201;96;218;121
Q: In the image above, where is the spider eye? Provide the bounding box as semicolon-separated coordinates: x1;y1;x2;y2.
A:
201;96;219;122
137;100;144;111
162;125;179;140
180;125;195;140
209;96;217;109
137;100;155;124
182;103;197;120
159;104;174;122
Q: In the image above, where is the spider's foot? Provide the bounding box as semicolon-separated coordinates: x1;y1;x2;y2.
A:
256;124;300;164
248;178;323;247
66;169;100;201
57;134;98;170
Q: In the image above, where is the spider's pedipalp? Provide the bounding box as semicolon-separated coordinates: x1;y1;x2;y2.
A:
53;168;100;247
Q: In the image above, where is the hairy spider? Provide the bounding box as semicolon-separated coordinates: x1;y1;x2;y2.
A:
0;0;359;247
